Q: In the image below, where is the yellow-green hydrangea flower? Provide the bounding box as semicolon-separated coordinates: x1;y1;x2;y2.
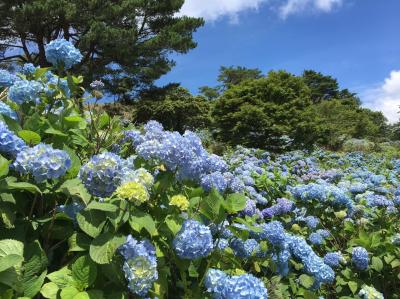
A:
169;195;189;211
116;182;149;205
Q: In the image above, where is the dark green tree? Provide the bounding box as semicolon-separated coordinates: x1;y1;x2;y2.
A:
198;86;220;100
302;70;340;103
212;70;314;149
217;66;263;89
0;0;203;96
135;86;211;133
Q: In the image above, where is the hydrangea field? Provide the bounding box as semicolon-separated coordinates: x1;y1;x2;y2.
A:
0;39;399;299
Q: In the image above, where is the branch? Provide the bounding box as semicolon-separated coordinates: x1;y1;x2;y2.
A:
0;43;24;49
0;54;26;62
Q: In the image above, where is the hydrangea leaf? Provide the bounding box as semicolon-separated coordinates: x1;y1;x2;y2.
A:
89;233;125;265
223;193;247;214
76;210;106;238
40;282;59;299
71;255;97;290
17;130;41;145
0;254;24;272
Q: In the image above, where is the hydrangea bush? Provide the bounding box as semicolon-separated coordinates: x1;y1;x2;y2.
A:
0;39;399;299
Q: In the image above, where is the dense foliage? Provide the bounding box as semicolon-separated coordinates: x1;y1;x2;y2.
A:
0;40;399;299
0;0;204;95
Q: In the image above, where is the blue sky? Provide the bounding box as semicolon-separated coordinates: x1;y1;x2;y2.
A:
158;0;400;123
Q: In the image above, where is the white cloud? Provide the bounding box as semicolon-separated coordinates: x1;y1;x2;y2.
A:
278;0;343;19
179;0;343;22
179;0;267;22
360;70;400;124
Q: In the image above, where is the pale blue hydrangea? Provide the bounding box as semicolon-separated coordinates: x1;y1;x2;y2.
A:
0;121;27;156
173;219;213;259
205;270;268;299
21;63;37;75
45;72;70;98
90;80;105;89
79;152;126;197
309;232;324;245
223;274;269;299
304;216;320;230
256;221;286;248
0;69;17;87
352;247;369;270
8;79;43;104
0;101;18;121
230;238;260;258
13;144;71;182
272;247;291;277
201;171;228;193
358;285;384;299
45;39;83;69
323;252;343;268
119;235;158;297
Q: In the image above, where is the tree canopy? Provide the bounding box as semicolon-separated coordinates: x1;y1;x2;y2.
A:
0;0;204;96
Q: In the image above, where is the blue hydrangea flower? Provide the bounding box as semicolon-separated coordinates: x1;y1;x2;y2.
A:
13;143;71;182
21;63;37;75
0;69;17;87
0;121;27;156
201;171;228;193
57;202;84;222
0;101;18;121
8;79;43;104
352;247;369;270
324;252;343;268
173;219;213;259
230;238;260;258
304;253;335;288
223;274;269;299
45;72;70;98
45;39;83;69
205;270;268;299
90;80;105;90
79;152;125;197
204;269;228;296
309;232;324;245
304;216;320;230
119;235;158;297
256;221;286;247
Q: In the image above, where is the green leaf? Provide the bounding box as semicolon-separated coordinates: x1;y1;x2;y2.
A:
68;233;91;252
23;270;47;298
17;130;41;145
200;189;224;221
63;146;82;178
371;256;383;272
0;239;24;258
73;292;90;299
60;286;80;299
45;127;68;137
0;255;24;272
4;178;41;194
86;201;117;212
0;155;9;178
299;274;314;289
57;179;91;205
71;255;97;290
76;210;106;238
89;233;125;264
47;267;74;289
129;212;158;236
165;215;181;235
98;113;110;129
348;281;358;294
40;282;59;299
223;193;247;214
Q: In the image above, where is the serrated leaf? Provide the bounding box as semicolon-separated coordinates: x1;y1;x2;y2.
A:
89;233;125;264
0;255;24;272
76;210;106;238
60;286;80;299
86;201;117;212
0;239;24;258
47;267;74;289
71;256;97;290
40;282;59;299
299;274;314;288
348;281;358;294
23;270;47;298
129;212;158;236
17;130;41;145
57;179;91;205
371;256;383;272
68;233;91;252
0;155;9;177
223;193;247;214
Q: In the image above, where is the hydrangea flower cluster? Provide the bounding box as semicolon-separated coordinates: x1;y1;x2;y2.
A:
119;235;158;297
230;238;260;258
352;246;369;270
90;80;105;90
205;269;268;299
13;144;71;182
169;194;190;211
0;121;27;156
261;198;294;218
8;79;43;104
45;39;83;69
57;202;84;222
115;181;149;205
0;101;18;121
358;285;384;299
173;219;213;259
45;71;70;98
0;69;17;87
79;152;126;197
21;63;37;76
323;252;344;268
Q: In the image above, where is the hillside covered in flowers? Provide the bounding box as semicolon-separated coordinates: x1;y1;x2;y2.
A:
0;39;399;299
